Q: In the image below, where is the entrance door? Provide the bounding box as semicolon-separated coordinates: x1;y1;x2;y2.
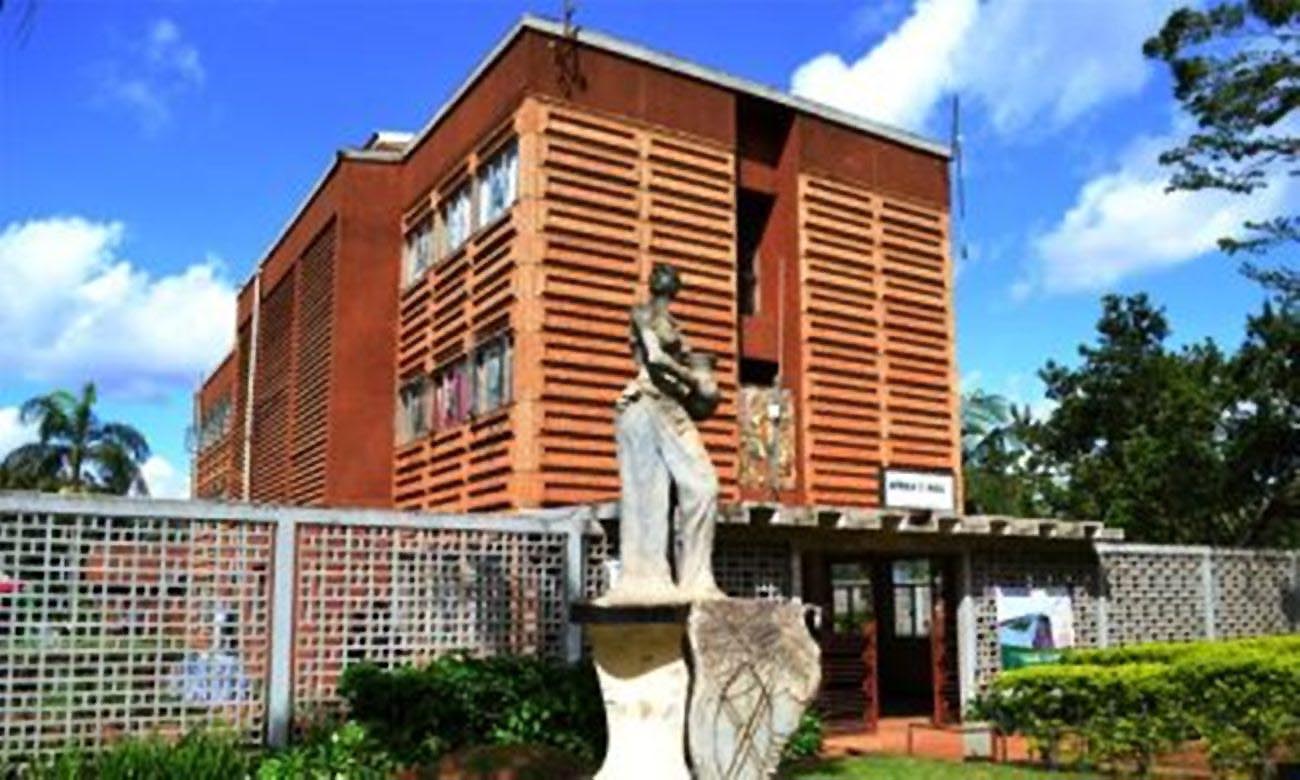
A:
817;561;878;730
878;559;935;718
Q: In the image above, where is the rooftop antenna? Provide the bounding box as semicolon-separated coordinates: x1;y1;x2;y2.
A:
951;94;966;221
551;0;586;97
561;0;578;38
950;94;969;266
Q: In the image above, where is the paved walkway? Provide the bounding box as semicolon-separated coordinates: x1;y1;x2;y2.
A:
823;717;1031;763
824;718;1214;778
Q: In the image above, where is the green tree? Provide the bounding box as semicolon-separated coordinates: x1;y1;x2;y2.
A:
1031;293;1298;547
0;383;151;495
1144;0;1300;295
1216;294;1300;545
1034;294;1231;543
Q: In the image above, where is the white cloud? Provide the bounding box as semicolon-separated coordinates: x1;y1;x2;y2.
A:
791;0;977;132
0;407;36;458
141;454;189;498
1023;128;1296;295
0;216;235;398
96;18;205;132
791;0;1176;135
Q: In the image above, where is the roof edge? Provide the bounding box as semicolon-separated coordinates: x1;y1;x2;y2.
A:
517;14;952;159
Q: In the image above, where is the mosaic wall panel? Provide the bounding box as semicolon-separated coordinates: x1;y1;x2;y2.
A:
292;523;569;720
1100;550;1209;647
1213;550;1297;639
969;551;1101;690
0;511;274;763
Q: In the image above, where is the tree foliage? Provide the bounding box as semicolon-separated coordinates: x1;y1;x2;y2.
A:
0;382;152;495
965;292;1298;547
1145;0;1300;293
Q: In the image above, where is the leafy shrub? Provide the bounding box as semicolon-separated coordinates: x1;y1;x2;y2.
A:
1170;646;1300;777
256;721;394;779
338;655;606;766
781;711;825;764
976;635;1300;777
20;729;254;780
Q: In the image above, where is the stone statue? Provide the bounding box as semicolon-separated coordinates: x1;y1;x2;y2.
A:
600;262;725;605
576;263;820;780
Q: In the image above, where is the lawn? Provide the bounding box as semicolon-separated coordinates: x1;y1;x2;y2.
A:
787;756;1099;779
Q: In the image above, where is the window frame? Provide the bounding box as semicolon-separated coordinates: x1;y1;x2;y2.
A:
471;332;513;417
438;182;472;260
432;356;471;431
475;139;519;229
396;377;431;444
401;213;435;287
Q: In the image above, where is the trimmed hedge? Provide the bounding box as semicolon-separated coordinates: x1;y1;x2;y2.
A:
1057;634;1300;667
975;635;1300;777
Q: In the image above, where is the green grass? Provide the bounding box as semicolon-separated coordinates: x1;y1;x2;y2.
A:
787;756;1099;779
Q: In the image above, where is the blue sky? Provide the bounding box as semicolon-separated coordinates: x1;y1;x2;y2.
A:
0;0;1285;497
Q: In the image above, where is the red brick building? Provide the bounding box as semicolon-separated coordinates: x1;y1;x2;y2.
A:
192;15;958;515
191;16;969;728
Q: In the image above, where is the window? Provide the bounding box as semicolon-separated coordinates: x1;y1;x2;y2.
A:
892;559;934;638
403;216;433;285
476;140;519;226
439;184;471;258
433;358;470;430
472;334;513;415
829;562;873;635
397;378;430;442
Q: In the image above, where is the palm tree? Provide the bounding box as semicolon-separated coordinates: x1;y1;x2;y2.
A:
0;383;151;495
961;390;1041;515
962;390;1021;466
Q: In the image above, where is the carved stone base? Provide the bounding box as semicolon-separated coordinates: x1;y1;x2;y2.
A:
574;600;820;780
580;605;692;780
687;600;821;780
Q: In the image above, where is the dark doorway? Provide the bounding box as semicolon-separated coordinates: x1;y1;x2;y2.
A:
806;553;959;731
877;559;935;717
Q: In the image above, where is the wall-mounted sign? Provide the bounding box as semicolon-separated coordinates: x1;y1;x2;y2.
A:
881;469;955;512
995;586;1076;669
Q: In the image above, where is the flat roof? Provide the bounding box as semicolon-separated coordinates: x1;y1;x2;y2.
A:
516;15;951;158
247;13;950;287
399;14;950;162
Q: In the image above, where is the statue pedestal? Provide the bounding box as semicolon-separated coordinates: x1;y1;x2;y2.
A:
573;600;821;780
574;604;692;780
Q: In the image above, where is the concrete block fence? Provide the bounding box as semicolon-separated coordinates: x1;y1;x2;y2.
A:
0;492;596;763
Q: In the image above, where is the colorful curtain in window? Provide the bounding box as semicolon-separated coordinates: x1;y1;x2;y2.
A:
476;141;518;226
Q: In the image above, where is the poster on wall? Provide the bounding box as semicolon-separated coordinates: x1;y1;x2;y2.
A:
994;586;1075;669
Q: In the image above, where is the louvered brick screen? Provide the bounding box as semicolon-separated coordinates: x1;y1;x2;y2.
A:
523;100;740;508
289;222;336;506
797;175;959;507
250;273;296;503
